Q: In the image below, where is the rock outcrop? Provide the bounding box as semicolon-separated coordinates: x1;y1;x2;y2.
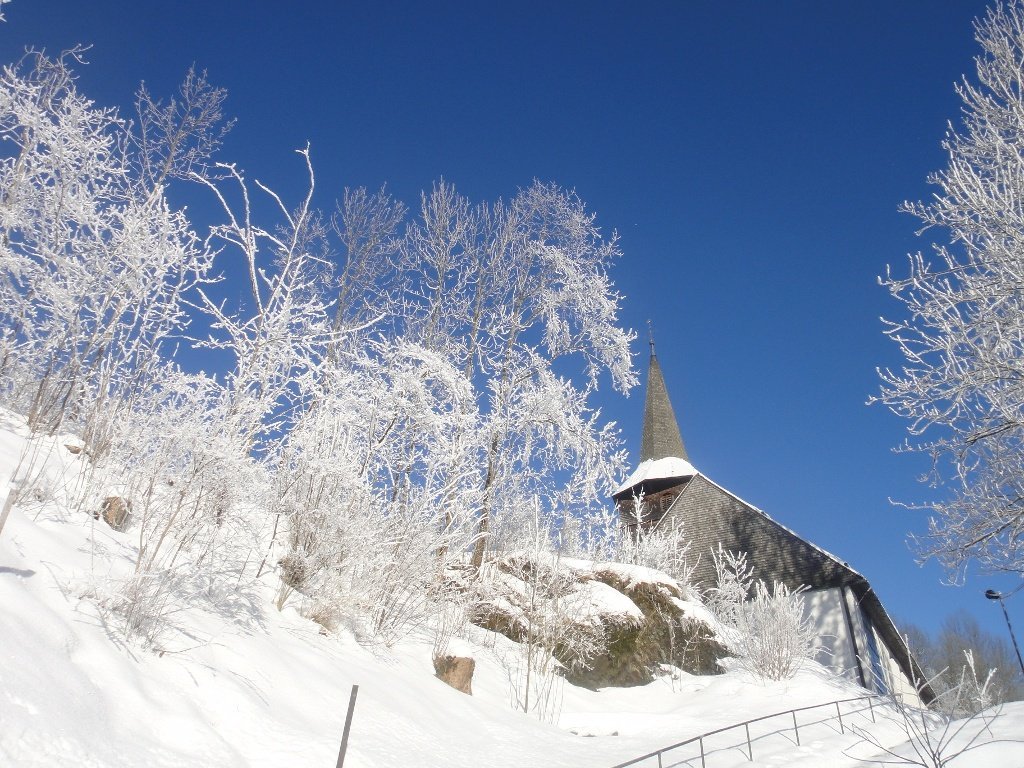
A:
463;553;725;688
96;496;130;531
433;653;475;694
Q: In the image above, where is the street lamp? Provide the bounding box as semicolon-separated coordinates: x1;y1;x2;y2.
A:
984;583;1024;677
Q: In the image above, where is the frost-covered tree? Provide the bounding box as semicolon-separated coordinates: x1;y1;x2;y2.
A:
329;185;406;334
133;65;233;189
901;611;1023;713
396;181;636;566
0;50;215;443
269;338;484;643
190;149;337;454
181;152;449;643
878;0;1024;577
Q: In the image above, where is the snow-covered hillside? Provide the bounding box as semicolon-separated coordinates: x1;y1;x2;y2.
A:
1;412;1022;767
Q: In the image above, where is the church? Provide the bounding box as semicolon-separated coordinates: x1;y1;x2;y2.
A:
614;346;932;704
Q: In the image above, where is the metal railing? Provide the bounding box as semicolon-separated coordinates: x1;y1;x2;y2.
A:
609;694;884;768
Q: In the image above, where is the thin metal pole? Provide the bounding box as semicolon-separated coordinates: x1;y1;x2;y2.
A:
868;697;875;723
657;752;662;768
792;711;800;745
336;684;359;768
997;598;1024;676
744;722;752;761
699;737;705;768
836;702;844;734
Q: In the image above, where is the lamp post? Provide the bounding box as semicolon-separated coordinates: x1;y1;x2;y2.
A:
984;584;1024;677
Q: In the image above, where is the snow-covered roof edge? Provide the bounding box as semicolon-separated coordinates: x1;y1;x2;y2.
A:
614;456;697;496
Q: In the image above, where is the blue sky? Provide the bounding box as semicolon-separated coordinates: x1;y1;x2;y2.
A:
5;1;1021;645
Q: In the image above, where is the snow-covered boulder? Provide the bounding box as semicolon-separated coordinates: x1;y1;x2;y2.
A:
571;559;724;687
463;552;724;688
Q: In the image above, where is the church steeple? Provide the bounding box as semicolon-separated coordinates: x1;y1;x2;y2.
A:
640;334;688;462
613;333;694;522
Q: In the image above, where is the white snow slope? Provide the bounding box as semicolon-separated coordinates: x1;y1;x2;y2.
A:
1;411;1021;767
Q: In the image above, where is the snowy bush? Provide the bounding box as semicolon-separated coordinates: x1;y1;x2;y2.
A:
707;547;818;681
80;368;267;576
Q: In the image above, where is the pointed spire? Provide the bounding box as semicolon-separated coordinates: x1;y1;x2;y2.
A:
640;329;688;462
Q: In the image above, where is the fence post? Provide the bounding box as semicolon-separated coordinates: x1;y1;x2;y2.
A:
792;710;800;745
336;684;359;768
744;722;752;761
835;701;844;734
0;479;22;540
868;697;875;723
699;737;705;768
657;752;662;768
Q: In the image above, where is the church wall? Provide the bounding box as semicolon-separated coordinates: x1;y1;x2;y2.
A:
802;587;862;685
806;588;926;705
873;626;926;707
855;589;934;704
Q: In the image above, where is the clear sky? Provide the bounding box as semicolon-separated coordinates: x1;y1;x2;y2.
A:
4;1;1021;647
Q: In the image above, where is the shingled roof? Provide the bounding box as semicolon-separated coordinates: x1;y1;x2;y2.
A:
640;350;688;462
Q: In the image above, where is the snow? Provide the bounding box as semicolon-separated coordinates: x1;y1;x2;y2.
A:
570;579;645;626
559;556;684;595
591;560;684;593
557;557;721;628
614;456;696;495
1;412;1022;767
476;553;648;628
